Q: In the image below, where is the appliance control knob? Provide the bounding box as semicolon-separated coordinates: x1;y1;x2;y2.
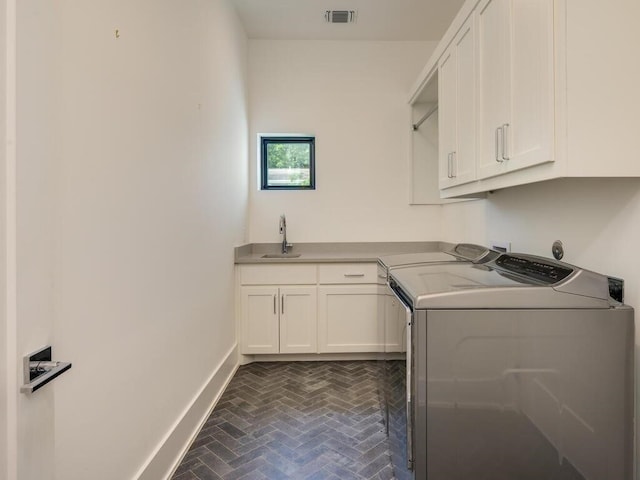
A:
552;240;564;260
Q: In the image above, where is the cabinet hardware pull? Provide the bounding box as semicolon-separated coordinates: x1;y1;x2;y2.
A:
451;151;457;177
273;295;276;315
495;127;504;163
281;295;284;314
447;153;452;178
501;123;510;161
344;273;365;277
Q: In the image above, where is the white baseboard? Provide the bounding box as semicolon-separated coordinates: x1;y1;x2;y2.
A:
239;352;383;365
135;343;239;480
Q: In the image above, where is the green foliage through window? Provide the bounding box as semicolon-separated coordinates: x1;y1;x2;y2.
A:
261;137;315;190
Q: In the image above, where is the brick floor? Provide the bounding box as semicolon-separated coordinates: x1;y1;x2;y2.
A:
172;361;393;480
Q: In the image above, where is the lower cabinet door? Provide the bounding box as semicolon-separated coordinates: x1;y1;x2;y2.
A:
279;286;317;354
241;286;279;354
318;285;381;353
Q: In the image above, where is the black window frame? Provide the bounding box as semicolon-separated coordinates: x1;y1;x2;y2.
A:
260;136;316;191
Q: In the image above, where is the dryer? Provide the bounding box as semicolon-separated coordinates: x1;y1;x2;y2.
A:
376;243;497;454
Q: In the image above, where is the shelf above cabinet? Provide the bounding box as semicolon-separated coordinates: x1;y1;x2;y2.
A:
408;59;485;204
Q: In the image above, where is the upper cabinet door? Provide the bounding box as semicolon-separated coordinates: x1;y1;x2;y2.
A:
508;0;555;171
477;0;554;180
439;15;477;189
477;0;512;179
438;47;457;188
453;18;477;186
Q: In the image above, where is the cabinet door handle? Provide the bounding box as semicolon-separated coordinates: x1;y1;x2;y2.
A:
501;123;510;161
495;127;504;163
273;295;276;315
344;273;365;277
281;295;285;314
451;151;457;178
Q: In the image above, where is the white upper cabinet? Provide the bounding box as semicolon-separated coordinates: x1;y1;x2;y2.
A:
438;15;477;188
477;0;554;179
476;0;511;178
409;0;640;198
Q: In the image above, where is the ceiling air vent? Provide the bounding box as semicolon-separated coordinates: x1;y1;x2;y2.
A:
325;10;357;24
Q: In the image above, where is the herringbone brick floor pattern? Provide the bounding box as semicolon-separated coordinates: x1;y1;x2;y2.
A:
171;361;393;480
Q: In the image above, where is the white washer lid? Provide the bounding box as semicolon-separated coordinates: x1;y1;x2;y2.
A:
378;251;459;270
390;263;611;310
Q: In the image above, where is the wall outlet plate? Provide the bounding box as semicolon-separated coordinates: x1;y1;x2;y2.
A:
490;240;511;253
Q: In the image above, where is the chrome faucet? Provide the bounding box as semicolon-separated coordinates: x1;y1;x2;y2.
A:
279;214;293;254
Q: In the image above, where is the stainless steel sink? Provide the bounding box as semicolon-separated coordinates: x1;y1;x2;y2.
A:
261;253;301;259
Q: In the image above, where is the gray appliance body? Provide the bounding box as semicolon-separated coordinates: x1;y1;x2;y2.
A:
377;243;498;277
377;244;498;478
387;255;634;480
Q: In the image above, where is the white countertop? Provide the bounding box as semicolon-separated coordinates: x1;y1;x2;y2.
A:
234;241;452;264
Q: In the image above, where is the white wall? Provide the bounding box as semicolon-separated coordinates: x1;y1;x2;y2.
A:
11;1;248;479
248;40;442;243
441;198;487;246
0;0;7;474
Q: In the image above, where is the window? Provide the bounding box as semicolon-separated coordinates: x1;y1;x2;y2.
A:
260;136;315;190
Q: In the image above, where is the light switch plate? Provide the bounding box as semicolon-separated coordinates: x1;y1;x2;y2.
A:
490;240;511;253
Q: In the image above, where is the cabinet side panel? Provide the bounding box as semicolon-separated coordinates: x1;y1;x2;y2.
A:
565;0;640;176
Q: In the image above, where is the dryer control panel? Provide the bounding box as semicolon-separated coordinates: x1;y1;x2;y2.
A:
494;254;574;285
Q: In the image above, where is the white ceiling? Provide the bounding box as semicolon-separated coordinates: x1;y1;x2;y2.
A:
229;0;466;41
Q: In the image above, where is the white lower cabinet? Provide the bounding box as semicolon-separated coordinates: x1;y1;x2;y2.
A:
239;262;384;355
279;287;317;353
241;286;279;354
239;264;318;355
317;285;380;353
240;285;317;354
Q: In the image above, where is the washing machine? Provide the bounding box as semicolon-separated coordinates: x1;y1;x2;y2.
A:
386;252;634;480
